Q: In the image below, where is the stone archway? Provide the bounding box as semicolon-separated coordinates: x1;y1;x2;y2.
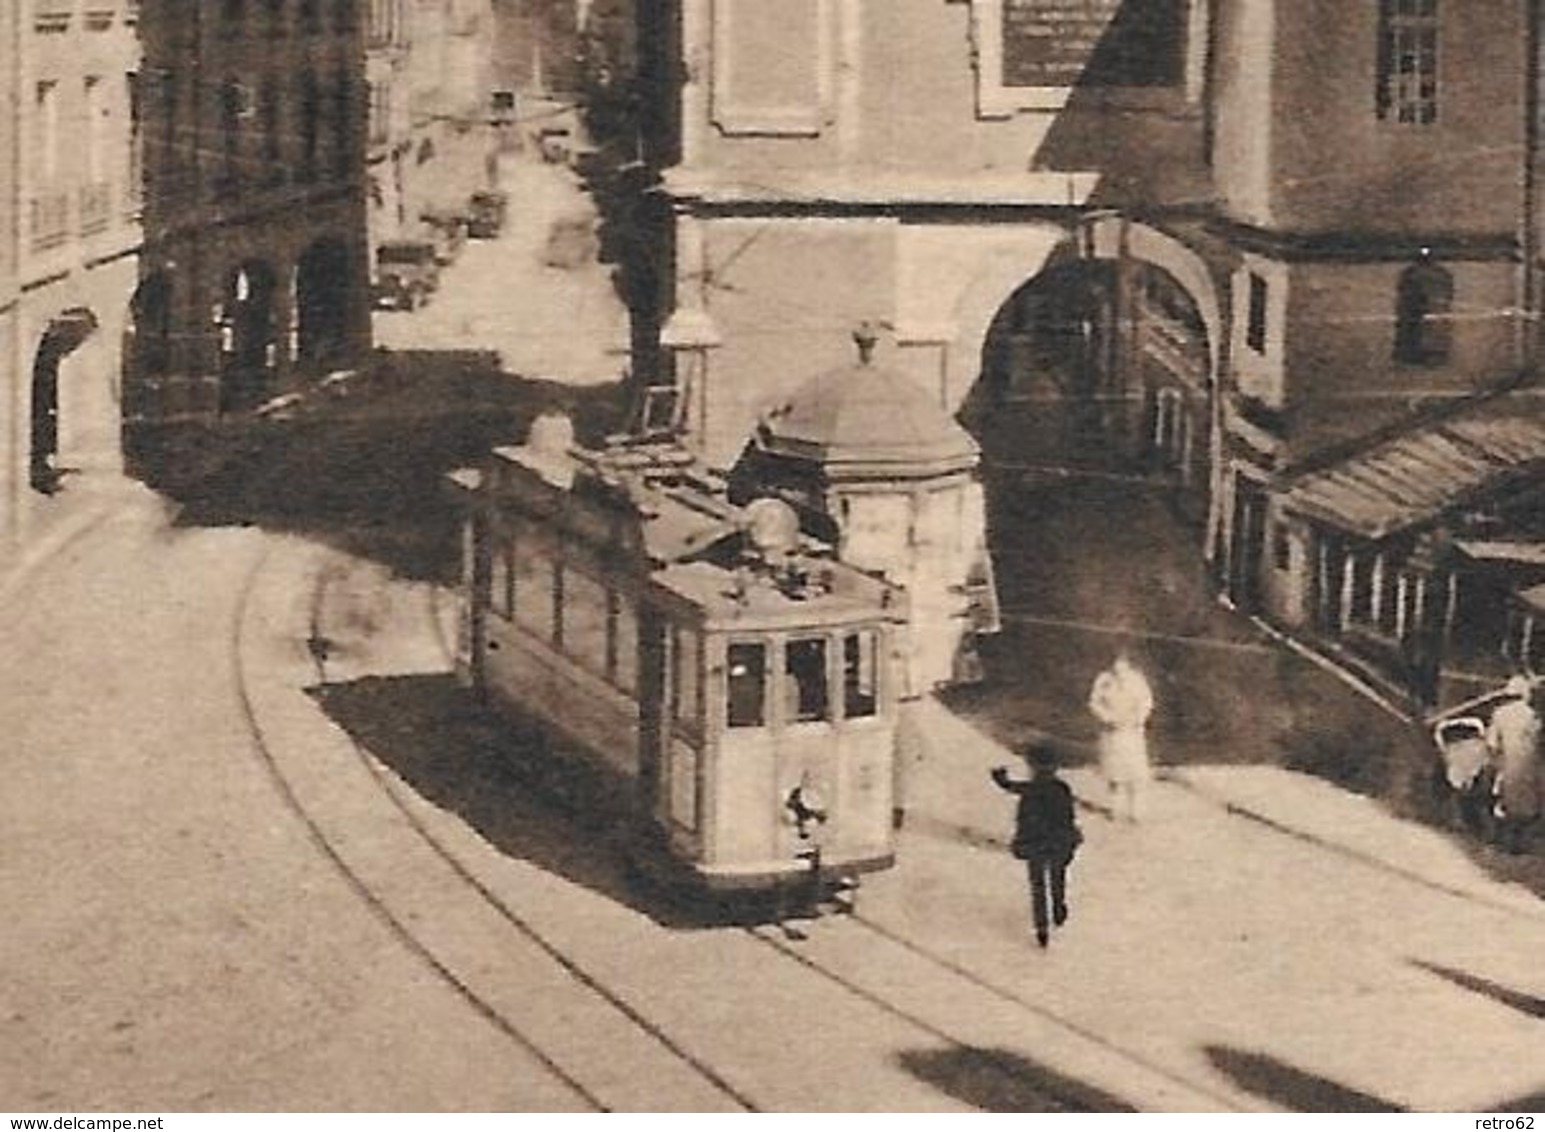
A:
29;308;101;493
220;261;279;414
947;216;1227;541
124;273;174;417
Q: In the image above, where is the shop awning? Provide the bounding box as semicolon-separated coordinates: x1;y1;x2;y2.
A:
1516;582;1545;615
1282;390;1545;541
1454;539;1545;566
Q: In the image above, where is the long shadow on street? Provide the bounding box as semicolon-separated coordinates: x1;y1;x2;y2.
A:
151;349;628;583
1203;1046;1404;1113
896;1046;1137;1113
309;671;802;931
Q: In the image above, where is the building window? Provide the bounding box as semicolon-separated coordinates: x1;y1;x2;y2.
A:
265;0;286;37
1394;260;1453;365
1377;0;1439;125
83;76;106;185
1246;272;1268;355
127;72;143;204
335;0;356;35
259;78;284;181
220;0;246;35
34;80;60;183
217;81;245;194
332;74;353;175
299;0;320;34
298;72;320;181
158;72;180;194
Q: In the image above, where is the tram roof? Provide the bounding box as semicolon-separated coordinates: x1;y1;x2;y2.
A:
653;558;901;628
478;440;906;625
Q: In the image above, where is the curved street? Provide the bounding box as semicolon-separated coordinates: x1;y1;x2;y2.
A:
5;474;1545;1111
6;153;1545;1115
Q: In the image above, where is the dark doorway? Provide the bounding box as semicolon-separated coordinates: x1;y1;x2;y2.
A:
1230;476;1268;613
973;259;1119;472
127;273;174;382
295;238;354;372
220;261;278;414
30;308;99;495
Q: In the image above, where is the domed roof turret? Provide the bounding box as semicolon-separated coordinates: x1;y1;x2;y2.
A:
755;324;979;479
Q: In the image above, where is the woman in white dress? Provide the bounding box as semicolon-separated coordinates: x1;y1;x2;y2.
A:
1088;652;1155;822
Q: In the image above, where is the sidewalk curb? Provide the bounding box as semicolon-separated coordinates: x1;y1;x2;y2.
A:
0;503;117;614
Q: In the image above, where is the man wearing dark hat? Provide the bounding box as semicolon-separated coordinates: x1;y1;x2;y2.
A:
992;742;1083;948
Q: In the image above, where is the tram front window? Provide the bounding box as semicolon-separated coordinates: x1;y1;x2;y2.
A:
727;642;766;728
844;631;877;719
786;637;830;724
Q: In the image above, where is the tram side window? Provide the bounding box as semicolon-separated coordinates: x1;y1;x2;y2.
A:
675;627;701;728
785;637;830;724
843;630;878;719
609;590;638;695
490;540;514;620
563;567;608;675
512;543;557;643
726;642;766;728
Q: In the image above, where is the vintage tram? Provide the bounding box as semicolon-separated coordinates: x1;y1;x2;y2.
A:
450;418;910;897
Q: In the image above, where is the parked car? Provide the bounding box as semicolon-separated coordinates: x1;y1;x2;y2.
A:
467;190;509;239
422;209;469;265
537;126;571;164
543;214;598;269
373;240;439;311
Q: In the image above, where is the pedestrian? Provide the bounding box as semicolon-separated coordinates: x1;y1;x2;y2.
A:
1088;650;1155;822
1487;676;1543;853
992;742;1083;948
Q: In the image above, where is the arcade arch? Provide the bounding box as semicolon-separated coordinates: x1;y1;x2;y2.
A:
950;218;1224;533
29;308;102;493
220;260;279;414
295;238;353;372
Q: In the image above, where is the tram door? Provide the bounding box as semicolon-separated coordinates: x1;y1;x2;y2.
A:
637;607;669;818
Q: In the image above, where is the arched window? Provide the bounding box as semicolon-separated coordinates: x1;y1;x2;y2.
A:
332;73;353;175
217;80;245;195
260;77;283;182
298;71;320;181
220;0;246;35
1394;260;1453;366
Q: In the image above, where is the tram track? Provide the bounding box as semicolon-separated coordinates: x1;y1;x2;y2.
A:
398;559;1239;1112
233;540;759;1113
230;542;607;1111
262;538;1540;1114
304;557;762;1113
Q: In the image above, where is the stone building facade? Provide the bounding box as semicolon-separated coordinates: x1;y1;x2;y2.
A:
128;0;373;467
637;0;1545;705
399;0;498;229
2;0;142;549
366;0;499;266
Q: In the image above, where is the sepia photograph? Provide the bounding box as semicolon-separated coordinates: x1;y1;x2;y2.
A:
2;0;1544;1116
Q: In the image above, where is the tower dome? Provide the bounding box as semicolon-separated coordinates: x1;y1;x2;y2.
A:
755;326;979;480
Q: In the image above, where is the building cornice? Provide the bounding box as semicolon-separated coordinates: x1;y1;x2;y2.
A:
661;167;1101;211
1212;218;1520;264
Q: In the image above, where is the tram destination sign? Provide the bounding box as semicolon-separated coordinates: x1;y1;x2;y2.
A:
1000;0;1184;90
